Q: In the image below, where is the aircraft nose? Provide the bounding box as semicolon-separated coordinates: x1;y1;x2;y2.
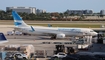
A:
93;32;98;36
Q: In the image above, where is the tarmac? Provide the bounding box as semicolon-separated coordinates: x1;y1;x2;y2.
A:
3;35;78;50
0;25;77;56
1;25;105;57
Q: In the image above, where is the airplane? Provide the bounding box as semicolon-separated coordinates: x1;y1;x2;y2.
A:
0;32;8;44
12;11;97;39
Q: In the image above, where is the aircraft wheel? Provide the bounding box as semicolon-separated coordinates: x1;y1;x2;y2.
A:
51;35;56;39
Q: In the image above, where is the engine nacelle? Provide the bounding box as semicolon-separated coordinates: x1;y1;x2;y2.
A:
56;34;65;39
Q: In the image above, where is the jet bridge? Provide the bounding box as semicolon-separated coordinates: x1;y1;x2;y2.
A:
97;32;104;44
71;33;93;44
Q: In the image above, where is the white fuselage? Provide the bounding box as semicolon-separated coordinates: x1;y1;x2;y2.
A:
15;26;97;36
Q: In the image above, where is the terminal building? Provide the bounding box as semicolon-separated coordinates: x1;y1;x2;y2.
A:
6;7;36;14
66;10;93;15
100;10;105;15
36;9;46;14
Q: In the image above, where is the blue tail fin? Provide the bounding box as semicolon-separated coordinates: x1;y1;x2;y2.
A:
0;33;7;43
12;11;22;20
12;11;29;27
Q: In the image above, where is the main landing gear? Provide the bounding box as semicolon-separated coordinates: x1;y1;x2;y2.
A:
51;35;56;39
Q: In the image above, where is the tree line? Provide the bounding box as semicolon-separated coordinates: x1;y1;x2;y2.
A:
0;10;104;21
0;10;85;21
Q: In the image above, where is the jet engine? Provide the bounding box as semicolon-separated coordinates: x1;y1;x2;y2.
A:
56;34;65;39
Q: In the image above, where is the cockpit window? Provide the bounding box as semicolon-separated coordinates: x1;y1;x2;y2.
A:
90;30;94;32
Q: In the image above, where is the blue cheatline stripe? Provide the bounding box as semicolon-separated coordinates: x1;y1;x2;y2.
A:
14;22;22;26
12;11;22;20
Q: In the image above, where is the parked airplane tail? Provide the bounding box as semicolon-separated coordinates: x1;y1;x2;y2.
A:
48;24;52;27
12;11;29;27
0;32;8;43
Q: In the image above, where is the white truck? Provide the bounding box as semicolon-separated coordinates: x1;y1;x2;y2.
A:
52;52;67;58
13;53;27;59
7;31;14;35
15;31;22;35
7;31;22;35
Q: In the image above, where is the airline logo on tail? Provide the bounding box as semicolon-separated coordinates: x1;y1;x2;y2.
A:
0;33;7;40
12;11;28;27
12;11;23;26
0;32;8;43
12;11;22;20
14;22;22;26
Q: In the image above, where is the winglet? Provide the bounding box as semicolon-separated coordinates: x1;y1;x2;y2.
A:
31;26;35;31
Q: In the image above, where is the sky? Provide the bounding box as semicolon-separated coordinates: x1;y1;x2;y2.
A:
0;0;105;12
